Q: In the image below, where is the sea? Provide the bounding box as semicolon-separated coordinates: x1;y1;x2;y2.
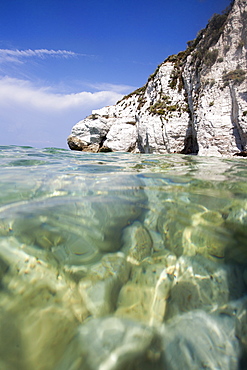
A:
0;145;247;369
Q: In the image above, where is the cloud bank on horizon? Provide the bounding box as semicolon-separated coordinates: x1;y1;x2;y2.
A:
0;78;128;149
0;0;231;149
0;48;133;148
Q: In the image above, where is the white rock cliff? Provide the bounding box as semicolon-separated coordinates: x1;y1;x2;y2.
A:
68;0;247;157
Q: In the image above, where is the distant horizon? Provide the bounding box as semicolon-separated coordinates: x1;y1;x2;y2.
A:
0;0;231;149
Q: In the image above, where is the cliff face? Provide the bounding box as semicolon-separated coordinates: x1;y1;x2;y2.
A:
68;0;247;156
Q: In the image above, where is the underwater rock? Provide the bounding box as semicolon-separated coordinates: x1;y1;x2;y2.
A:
121;221;153;265
116;250;176;325
235;301;247;363
0;256;8;282
223;201;247;264
57;316;163;370
57;302;246;370
156;200;207;257
0;237;87;370
0;308;25;370
226;201;247;225
213;297;247;360
0;186;145;267
182;210;227;259
165;256;230;319
1;147;247;367
161;310;240;370
157;200;232;261
78;252;130;317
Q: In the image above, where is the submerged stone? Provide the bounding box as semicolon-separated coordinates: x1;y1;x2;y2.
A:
121;221;153;265
79;252;130;317
0;185;146;267
156;200;207;257
57;316;163;370
223;201;247;265
165;256;230;319
0;308;27;370
182;210;227;259
0;237;87;370
57;301;246;370
116;250;176;325
161;310;240;370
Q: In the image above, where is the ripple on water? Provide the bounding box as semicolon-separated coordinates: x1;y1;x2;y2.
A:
0;145;246;369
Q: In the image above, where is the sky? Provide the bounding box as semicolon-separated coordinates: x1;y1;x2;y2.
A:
0;0;231;149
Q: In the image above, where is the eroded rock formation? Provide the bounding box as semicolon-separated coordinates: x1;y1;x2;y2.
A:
68;0;247;156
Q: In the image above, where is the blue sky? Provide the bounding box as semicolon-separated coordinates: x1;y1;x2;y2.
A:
0;0;231;149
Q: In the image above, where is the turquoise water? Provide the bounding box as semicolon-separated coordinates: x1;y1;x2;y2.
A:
0;145;247;369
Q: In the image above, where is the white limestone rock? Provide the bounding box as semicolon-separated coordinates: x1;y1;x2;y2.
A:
104;123;137;152
68;0;247;157
70;115;111;145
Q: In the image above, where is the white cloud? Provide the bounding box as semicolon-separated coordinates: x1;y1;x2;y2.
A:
0;48;82;64
0;77;123;148
0;77;122;111
88;82;135;94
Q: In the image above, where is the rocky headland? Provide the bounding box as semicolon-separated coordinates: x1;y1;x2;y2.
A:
68;0;247;157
